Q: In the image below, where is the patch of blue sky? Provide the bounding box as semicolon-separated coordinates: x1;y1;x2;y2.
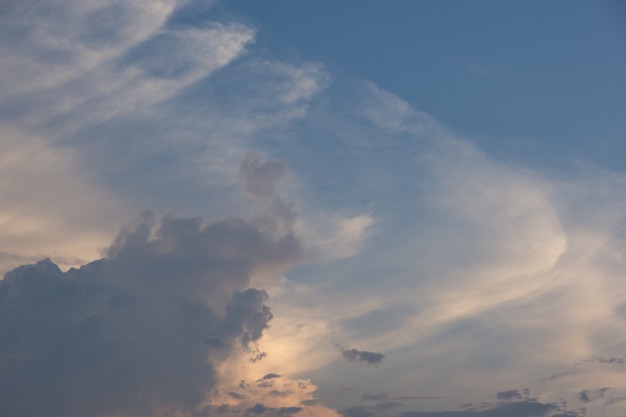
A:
223;0;626;170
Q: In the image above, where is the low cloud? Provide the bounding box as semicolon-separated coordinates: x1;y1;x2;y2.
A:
578;387;612;403
362;393;439;402
245;403;303;417
342;400;580;417
0;157;307;417
339;346;385;365
496;389;532;401
259;373;282;382
584;356;626;366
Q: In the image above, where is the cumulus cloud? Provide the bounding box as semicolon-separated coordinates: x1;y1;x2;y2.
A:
208;373;340;417
0;155;309;417
339;346;385;366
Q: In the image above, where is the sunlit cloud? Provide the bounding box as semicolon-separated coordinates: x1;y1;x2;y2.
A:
1;1;625;417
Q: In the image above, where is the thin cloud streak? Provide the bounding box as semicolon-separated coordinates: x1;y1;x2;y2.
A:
2;1;626;416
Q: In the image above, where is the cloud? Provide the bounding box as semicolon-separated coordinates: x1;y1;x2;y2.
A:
339;346;385;366
245;403;303;417
341;400;580;417
577;387;612;403
362;394;440;402
0;154;309;416
259;373;283;382
496;389;529;401
540;369;582;382
208;373;340;417
395;401;575;417
0;0;256;277
584;356;626;365
3;0;626;416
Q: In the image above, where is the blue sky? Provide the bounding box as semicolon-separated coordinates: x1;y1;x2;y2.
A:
225;0;626;169
1;1;626;417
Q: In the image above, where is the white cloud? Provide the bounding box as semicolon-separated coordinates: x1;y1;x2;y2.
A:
245;83;626;415
2;0;626;416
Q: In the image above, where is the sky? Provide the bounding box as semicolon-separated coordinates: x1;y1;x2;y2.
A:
1;1;626;417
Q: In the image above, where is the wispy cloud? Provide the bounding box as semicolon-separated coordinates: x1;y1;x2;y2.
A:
3;1;626;417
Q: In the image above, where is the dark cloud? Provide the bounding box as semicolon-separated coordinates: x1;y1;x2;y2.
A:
340;346;385;365
363;394;393;402
540;369;581;382
362;393;440;402
496;389;531;401
578;391;590;403
229;391;248;400
584;355;626;365
258;373;282;382
577;387;611;403
373;402;405;412
341;405;378;417
0;172;303;417
245;403;303;417
341;400;580;417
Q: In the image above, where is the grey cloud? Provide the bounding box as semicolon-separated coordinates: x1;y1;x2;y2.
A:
584;355;626;365
340;346;386;365
605;394;626;405
229;391;247;400
540;369;582;382
245;403;303;417
341;400;579;417
577;387;611;403
224;288;273;349
269;390;292;397
362;394;392;402
258;373;282;382
0;199;302;417
496;389;531;401
341;406;377;417
373;402;405;412
362;393;440;402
